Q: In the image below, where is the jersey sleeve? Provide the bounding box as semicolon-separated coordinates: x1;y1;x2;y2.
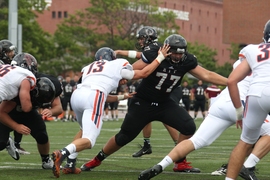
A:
141;43;160;64
120;60;134;80
27;76;36;90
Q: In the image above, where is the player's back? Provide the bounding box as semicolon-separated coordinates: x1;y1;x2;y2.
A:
81;58;129;96
240;44;270;96
0;64;36;101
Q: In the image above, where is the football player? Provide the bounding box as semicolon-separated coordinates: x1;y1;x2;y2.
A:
115;26;180;160
0;52;62;169
79;33;227;176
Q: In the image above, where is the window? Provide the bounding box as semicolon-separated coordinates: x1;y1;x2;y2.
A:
58;11;62;18
52;11;56;18
190;24;192;31
207;26;209;33
182;5;185;10
64;11;68;18
182;22;184;30
198;25;201;32
215;28;217;34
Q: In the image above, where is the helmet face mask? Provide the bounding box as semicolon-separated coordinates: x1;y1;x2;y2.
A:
95;47;116;61
11;53;38;74
135;26;157;50
0;40;17;64
164;34;188;66
263;20;270;43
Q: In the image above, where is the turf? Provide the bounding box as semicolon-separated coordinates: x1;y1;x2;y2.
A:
0;118;269;180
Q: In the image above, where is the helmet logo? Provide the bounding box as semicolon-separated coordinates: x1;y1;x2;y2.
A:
176;48;185;53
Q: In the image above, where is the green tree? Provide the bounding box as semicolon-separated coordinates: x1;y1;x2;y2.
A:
0;0;55;73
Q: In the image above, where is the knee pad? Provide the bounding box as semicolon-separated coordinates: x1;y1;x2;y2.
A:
0;142;6;151
115;132;130;146
35;132;48;144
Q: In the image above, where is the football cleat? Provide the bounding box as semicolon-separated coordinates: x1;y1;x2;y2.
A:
80;157;101;171
6;136;20;160
52;150;65;178
211;164;227;176
17;147;30;155
42;158;53;169
239;166;258;180
138;165;163;180
62;163;81;174
173;159;201;173
132;145;152;157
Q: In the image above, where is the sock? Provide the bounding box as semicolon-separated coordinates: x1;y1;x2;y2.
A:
66;157;77;168
243;153;260;168
225;178;234;180
41;154;50;162
96;149;108;161
143;138;151;147
65;144;76;154
68;152;78;159
14;142;21;148
158;155;173;170
175;157;186;163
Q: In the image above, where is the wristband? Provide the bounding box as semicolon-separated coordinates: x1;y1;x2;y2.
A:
235;106;243;120
128;50;137;58
155;53;165;64
117;95;125;101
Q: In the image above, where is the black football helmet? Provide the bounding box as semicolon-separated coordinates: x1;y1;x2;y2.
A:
31;77;56;107
11;52;38;75
95;47;116;61
164;34;188;65
0;39;17;64
135;26;158;50
263;20;270;43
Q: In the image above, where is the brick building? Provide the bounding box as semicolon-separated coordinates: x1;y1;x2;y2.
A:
36;0;242;65
223;0;270;44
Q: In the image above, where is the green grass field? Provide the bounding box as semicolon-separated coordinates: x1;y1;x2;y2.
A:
0;118;269;180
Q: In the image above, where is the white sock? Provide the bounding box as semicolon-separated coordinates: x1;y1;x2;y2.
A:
225;177;234;180
157;155;173;170
243;153;260;168
68;152;78;159
65;143;76;154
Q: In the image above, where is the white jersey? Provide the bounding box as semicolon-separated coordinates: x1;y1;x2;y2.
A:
219;60;252;101
80;58;133;96
0;64;36;102
240;44;270;96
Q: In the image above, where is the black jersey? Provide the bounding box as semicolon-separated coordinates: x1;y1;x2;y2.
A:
192;84;207;100
182;86;191;99
136;43;198;102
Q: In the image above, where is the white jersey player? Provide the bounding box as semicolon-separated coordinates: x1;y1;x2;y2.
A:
226;19;270;180
0;64;36;102
51;45;171;178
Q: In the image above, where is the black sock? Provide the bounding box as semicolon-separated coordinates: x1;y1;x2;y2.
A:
41;154;50;162
143;138;151;147
175;157;186;163
96;149;108;161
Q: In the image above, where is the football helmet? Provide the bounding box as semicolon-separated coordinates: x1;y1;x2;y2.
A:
31;77;56;107
164;34;188;65
263;20;270;43
95;47;116;61
135;26;158;50
0;39;17;64
11;52;38;75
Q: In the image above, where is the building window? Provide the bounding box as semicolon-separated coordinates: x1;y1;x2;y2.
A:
198;25;201;32
207;11;209;16
182;5;185;10
207;26;209;33
190;8;193;13
164;2;166;7
190;24;192;31
173;3;176;9
215;12;217;18
58;11;62;18
64;11;68;18
199;9;201;15
215;28;217;34
52;11;56;19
